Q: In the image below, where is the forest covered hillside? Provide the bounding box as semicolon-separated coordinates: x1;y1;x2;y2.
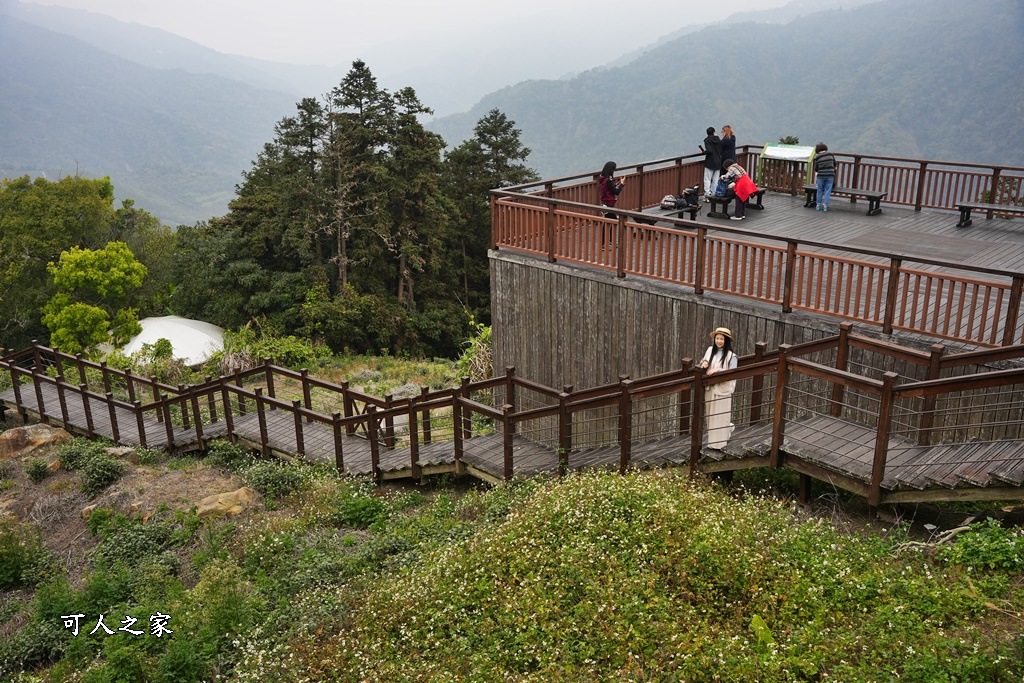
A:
429;0;1024;178
0;15;296;226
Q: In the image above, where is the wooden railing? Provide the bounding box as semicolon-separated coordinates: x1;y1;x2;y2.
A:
492;191;1024;348
4;334;1024;506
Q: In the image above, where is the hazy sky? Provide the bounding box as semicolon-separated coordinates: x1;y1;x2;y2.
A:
21;0;794;66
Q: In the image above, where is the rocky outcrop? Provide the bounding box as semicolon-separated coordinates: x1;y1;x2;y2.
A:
0;424;72;461
195;487;258;520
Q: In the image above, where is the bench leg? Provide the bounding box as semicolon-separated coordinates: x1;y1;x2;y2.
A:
956;207;973;228
708;199;732;219
803;187;817;208
866;198;882;216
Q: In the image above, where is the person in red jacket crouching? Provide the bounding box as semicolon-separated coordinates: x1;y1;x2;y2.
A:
720;158;758;221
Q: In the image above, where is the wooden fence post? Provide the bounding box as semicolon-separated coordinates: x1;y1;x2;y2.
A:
106;392;120;443
301;369;313;422
782;241;798;313
869;372;899;508
461;378;472;440
56;376;70;430
367;405;381;483
678;359;693;436
558;384;573;476
750;344;766;424
190;390;204;449
263;359;275;406
689;366;704;475
453;396;464;470
694;226;707;295
616;214;627;278
502;404;514;480
254;388;268;456
618;378;633;475
134;401;147;449
409;396;421;480
220;381;235;442
332;412;344;472
882;258;902;335
914;161;928;211
770;345;792;469
1003;276;1023;347
160;393;175;449
831;322;853;417
917;344;944;446
383;395;395;449
420;386;432;444
505;366;517;435
546;203;557;263
80;384;94;438
342;381;355;435
292;400;305;457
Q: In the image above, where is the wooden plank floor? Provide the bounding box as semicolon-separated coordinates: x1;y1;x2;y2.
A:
643;192;1024;348
5;375;1024;502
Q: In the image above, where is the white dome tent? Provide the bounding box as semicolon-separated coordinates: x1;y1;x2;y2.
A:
122;316;225;366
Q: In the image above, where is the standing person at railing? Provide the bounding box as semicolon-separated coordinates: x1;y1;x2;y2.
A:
598;161;625;219
699;326;738;449
813;142;837;212
720;125;737;168
700;127;723;201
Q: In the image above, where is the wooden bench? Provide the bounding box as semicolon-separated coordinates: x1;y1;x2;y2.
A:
803;184;886;216
708;188;766;219
955;201;1024;228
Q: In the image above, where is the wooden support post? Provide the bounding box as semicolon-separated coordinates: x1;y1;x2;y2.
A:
106;392;120;443
80;384;94;438
190;390;204;449
178;384;191;430
206;377;218;424
33;368;47;423
75;353;87;387
409;397;420;480
770;345;792;469
367;405;381;483
263;359;275;406
782;241;797;313
332;412;344;472
301;369;313;422
152;376;163;422
694;226;707;295
558;384;573;476
914;161;928;211
689;366;704;475
502;404;514;481
383;395;395;449
254;388;269;456
220;383;235;442
618;378;633;475
292;400;305;457
616;214;627;278
546;202;556;263
161;394;174;449
505;366;517;434
918;344;944;446
10;364;24;419
134;401;147;449
124;368;137;405
100;361;112;397
1003;276;1023;347
750;344;766;423
56;377;70;430
234;368;246;415
869;372;899;508
342;381;355;435
799;473;812;505
420;386;432;444
461;377;472;439
453;397;464;468
831;322;853;417
882;258;903;335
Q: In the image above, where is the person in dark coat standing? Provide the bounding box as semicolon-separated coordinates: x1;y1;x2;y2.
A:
701;127;723;201
720;125;736;167
598;160;625;219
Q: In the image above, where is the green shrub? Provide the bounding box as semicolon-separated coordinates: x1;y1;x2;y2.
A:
939;517;1024;571
79;453;127;497
205;440;251;471
331;495;388;529
57;438;109;470
24;458;50;484
0;519;47;590
244;460;305;502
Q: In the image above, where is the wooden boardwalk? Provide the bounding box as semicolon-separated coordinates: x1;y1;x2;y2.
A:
7;380;1023;503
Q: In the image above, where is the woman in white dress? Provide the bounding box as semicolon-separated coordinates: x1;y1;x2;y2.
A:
699;327;738;449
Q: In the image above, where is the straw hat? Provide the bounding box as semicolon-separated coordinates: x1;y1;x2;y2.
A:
710;326;733;341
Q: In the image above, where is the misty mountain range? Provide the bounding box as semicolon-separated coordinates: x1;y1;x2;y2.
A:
2;0;1021;227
